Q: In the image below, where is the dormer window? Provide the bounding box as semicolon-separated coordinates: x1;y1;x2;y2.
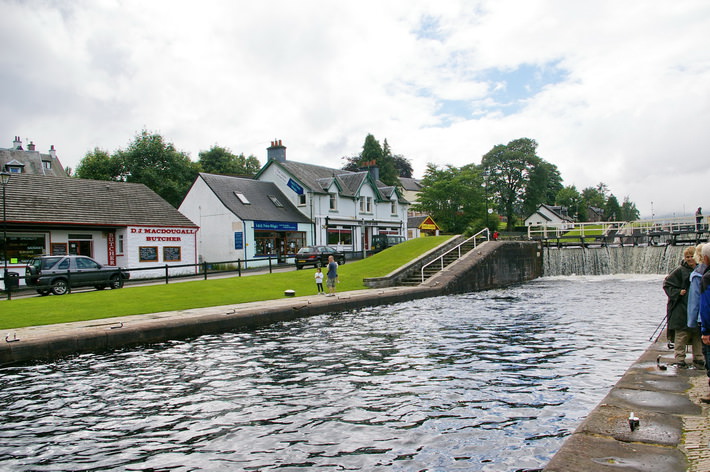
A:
4;159;24;174
42;160;52;170
234;192;250;204
268;195;283;207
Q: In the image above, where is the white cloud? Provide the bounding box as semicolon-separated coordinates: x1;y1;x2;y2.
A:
1;0;710;217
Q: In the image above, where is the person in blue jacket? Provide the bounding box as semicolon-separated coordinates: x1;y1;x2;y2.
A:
687;244;707;369
699;244;710;403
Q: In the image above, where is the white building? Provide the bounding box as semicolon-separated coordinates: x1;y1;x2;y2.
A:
255;140;409;253
524;203;575;227
1;173;199;284
179;173;313;267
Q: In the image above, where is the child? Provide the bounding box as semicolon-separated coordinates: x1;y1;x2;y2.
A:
314;267;324;294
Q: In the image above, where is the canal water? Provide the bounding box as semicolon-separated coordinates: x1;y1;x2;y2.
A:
0;275;666;471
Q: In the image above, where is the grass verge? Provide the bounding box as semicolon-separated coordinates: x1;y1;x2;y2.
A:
0;235;453;330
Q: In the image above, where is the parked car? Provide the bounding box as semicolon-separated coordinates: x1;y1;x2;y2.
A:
25;255;131;296
371;235;406;252
295;246;346;270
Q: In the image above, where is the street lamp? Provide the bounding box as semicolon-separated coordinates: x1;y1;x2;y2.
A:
1;171;11;295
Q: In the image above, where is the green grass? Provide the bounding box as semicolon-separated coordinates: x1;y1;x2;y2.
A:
0;235;453;330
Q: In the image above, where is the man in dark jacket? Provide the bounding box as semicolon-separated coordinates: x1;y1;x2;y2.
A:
664;250;696;366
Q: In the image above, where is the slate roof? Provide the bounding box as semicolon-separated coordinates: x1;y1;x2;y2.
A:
0;148;66;177
399;177;422;192
198;173;312;223
260;160;408;203
2;173;197;228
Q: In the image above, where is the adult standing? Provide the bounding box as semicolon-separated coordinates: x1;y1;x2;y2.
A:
664;247;696;366
326;255;339;297
698;244;710;402
686;244;706;368
696;207;703;231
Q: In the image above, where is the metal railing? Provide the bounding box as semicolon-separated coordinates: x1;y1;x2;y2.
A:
419;228;490;283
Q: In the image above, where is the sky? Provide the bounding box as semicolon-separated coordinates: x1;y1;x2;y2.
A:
2;0;709;218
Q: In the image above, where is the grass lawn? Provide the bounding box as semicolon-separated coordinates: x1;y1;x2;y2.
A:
0;235;453;330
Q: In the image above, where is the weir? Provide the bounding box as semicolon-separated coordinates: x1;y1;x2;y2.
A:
543;245;687;276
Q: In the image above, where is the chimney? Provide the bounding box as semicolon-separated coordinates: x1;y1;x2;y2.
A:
267;139;286;162
360;159;379;182
28;141;36;151
49;145;57;159
13;136;22;150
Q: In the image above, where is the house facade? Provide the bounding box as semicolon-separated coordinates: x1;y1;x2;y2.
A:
1;136;67;177
254;141;409;253
1;174;199;287
179;173;313;267
524;203;575;227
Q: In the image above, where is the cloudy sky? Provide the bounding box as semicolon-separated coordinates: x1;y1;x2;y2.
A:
2;0;709;218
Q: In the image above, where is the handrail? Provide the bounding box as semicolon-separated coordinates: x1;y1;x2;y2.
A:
420;228;490;283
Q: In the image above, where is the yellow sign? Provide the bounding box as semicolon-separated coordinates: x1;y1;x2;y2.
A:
420;224;437;230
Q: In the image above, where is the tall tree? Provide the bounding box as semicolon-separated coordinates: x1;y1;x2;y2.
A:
555;185;584;220
581;183;608;209
619;196;640;221
341;135;405;186
605;194;621;221
481;137;539;230
198;145;261;176
522;158;563;218
413;163;484;233
114;130;200;207
74;148;120;181
392;154;413;178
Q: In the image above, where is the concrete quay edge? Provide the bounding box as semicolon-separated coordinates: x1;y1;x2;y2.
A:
544;336;710;472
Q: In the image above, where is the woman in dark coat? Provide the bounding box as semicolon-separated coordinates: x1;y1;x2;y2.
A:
664;247;697;366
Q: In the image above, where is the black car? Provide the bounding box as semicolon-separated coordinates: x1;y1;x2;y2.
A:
25;255;131;296
295;246;346;270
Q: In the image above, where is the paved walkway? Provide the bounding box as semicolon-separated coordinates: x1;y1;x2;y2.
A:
545;337;710;471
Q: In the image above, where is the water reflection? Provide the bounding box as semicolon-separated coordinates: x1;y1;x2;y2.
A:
0;275;665;471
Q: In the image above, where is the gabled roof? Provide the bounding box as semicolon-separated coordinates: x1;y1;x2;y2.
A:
3;174;197;228
399;177;422;192
0;148;66;177
257;159;408;203
198;173;312;223
528;203;574;223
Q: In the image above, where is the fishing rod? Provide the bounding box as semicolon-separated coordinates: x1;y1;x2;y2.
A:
649;313;668;342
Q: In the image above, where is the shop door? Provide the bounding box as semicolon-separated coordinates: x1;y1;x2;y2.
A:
69;240;93;257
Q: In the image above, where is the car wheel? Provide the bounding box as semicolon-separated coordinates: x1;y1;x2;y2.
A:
36;289;50;296
51;279;69;296
95;284;107;290
109;275;124;289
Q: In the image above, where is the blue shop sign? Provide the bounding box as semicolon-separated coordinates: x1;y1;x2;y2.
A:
234;232;243;250
287;178;304;195
254;221;298;231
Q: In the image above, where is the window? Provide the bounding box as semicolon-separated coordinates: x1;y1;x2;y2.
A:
139;246;159;262
391;200;397;215
42;161;52;169
117;234;124;254
327;228;353;245
234;192;250;204
163;247;182;262
268;195;283;207
360;196;373;213
329;193;337;211
298;193;307;206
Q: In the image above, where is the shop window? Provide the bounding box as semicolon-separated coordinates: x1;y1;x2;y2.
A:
163;246;182;262
139;246;159;262
0;233;46;263
327;228;353;245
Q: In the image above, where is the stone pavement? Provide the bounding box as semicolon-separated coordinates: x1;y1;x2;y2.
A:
545;336;710;472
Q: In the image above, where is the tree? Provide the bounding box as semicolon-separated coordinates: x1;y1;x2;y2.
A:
619;196;640;221
113;130;200;207
581;183;608;209
198;145;261;176
392;154;413;178
341;135;405;186
522;158;563;218
555;185;583;220
605;194;621;221
481;137;540;230
413;163;484;233
74;148;120;181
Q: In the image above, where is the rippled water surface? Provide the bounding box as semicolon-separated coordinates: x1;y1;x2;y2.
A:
0;275;666;471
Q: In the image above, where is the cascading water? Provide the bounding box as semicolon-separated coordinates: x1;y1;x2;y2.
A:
543;245;689;276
